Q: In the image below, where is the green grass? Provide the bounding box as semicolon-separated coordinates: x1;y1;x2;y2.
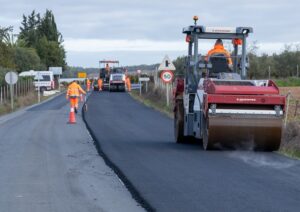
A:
130;90;173;118
279;149;300;160
275;77;300;87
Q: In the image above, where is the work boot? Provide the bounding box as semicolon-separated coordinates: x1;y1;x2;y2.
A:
75;107;78;114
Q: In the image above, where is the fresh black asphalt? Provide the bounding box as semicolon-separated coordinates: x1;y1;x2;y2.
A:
84;91;300;212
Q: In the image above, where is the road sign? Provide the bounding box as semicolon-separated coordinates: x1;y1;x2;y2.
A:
78;72;87;78
139;77;150;82
5;71;18;85
158;55;176;71
5;71;18;111
160;70;174;83
49;67;62;75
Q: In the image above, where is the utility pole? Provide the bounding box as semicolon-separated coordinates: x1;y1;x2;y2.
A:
268;66;271;79
297;64;299;78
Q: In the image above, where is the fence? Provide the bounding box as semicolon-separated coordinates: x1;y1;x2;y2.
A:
0;78;34;105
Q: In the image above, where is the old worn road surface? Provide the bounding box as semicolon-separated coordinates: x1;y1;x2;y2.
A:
0;94;144;212
84;91;300;212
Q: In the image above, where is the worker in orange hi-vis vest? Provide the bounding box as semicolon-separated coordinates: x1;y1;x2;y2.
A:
86;79;91;92
97;78;103;91
66;81;86;113
126;76;131;92
205;39;233;68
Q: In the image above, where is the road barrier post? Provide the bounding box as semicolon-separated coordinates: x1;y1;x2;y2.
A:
284;91;291;127
294;100;299;118
166;83;170;107
0;87;2;104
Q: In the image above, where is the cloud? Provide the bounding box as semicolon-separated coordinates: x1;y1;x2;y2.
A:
64;38;187;52
64;38;292;54
0;0;299;66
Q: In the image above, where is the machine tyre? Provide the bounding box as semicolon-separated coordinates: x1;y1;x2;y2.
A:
174;100;187;143
202;115;213;150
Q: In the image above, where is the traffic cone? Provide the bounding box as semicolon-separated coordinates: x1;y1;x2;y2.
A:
68;107;76;124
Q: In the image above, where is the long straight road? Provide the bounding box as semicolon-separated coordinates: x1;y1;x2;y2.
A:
0;94;143;212
85;91;300;212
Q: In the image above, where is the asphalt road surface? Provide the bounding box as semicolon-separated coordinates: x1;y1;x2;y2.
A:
84;91;300;212
0;94;144;212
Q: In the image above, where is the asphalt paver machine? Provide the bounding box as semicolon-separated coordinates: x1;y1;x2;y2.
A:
99;60;121;90
174;17;286;151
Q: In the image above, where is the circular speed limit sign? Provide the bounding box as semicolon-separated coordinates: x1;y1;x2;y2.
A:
160;70;174;83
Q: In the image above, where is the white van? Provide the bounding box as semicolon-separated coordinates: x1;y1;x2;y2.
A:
33;71;55;92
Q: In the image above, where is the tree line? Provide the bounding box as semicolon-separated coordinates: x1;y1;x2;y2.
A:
173;43;300;79
0;10;66;84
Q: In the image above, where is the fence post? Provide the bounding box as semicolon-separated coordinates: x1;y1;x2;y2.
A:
0;86;2;104
294;100;299;118
284;92;291;127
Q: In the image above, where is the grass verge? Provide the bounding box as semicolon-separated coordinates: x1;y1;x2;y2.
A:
0;91;58;116
129;90;173;118
275;77;300;87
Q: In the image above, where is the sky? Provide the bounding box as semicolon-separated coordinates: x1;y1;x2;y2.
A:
0;0;299;67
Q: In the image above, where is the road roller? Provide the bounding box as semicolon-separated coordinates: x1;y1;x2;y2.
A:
174;17;286;151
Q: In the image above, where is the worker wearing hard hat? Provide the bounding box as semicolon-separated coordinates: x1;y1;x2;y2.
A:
86;79;91;92
206;39;233;67
66;81;86;113
97;78;103;91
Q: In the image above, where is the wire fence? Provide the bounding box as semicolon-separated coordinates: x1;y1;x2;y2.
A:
0;79;34;105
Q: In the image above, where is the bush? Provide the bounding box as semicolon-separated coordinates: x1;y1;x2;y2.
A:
14;47;43;72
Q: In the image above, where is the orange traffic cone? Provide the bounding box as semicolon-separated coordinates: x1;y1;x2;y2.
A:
68;107;76;124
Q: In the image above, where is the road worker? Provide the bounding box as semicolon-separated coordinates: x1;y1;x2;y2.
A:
105;63;110;72
126;76;131;92
206;39;233;67
86;78;91;92
66;81;86;113
98;78;103;91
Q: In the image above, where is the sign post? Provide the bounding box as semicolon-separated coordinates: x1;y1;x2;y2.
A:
158;55;176;107
139;77;150;93
160;70;174;107
5;71;18;111
137;70;142;96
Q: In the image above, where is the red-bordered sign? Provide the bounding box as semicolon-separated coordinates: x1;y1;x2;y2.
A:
160;70;174;83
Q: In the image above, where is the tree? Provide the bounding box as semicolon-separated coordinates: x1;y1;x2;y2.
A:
38;10;62;43
36;36;66;68
18;10;66;69
0;26;13;45
13;47;43;72
0;42;15;69
173;56;187;76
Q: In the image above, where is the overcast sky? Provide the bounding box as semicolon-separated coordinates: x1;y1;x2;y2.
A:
0;0;299;67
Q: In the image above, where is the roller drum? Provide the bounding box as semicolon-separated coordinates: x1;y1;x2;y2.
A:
203;114;282;151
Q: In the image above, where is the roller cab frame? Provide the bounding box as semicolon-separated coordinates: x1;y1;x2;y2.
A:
174;19;286;151
99;60;120;90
